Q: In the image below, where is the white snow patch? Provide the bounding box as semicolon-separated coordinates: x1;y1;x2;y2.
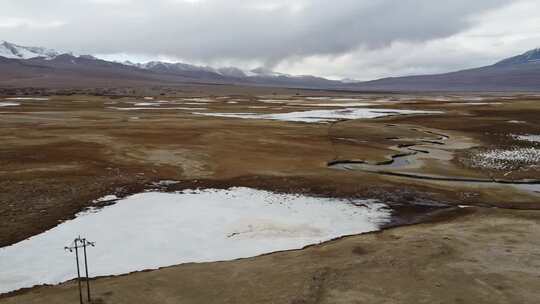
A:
329;98;366;102
446;102;501;106
305;97;331;100
469;148;540;170
4;97;49;101
93;195;118;203
0;102;20;107
514;134;540;143
0;187;390;294
193;108;441;123
182;98;213;102
109;107;206;111
151;180;180;187
133;102;159;106
289;102;371;107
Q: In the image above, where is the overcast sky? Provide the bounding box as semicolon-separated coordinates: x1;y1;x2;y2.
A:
1;0;539;80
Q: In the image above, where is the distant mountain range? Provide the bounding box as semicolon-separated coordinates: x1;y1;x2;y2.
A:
1;40;539;91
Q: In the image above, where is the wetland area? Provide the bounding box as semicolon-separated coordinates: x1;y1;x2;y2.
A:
1;89;540;303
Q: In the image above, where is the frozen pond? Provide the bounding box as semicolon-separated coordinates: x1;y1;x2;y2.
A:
193;108;441;123
0;187;391;294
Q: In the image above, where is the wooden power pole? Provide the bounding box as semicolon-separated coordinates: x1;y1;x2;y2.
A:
65;236;95;304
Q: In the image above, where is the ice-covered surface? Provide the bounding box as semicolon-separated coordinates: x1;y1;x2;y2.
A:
305;97;332;100
468;147;540;170
514;134;540;143
151;180;180;187
290;102;371;107
446;102;500;106
182;98;213;102
92;195;118;203
0;102;20;107
4;97;49;101
0;187;390;294
193;108;441;123
133;102;159;106
109;107;206;111
328;98;366;102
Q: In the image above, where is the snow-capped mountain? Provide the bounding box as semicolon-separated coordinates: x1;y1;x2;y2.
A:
215;67;246;78
131;61;290;79
247;67;287;77
129;60;317;81
494;48;540;66
137;61;216;73
0;41;60;60
1;40;539;91
0;40;326;83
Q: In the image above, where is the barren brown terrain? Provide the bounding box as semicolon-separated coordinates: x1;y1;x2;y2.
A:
1;88;539;303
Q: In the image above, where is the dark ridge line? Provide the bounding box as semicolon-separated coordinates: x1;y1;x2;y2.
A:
420;140;445;145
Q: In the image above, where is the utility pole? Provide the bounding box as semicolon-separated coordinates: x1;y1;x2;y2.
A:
82;237;95;302
65;236;95;304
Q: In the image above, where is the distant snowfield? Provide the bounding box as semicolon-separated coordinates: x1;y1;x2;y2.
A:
514;134;540;143
0;187;391;294
193;108;441;123
0;102;20;107
108;107;207;111
304;97;333;100
133;102;159;106
289;102;371;107
182;98;214;102
446;102;502;106
4;97;49;101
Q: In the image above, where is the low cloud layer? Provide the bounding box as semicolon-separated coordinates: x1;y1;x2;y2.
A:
1;0;539;79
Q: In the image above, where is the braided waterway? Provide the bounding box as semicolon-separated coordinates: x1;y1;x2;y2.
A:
328;127;540;198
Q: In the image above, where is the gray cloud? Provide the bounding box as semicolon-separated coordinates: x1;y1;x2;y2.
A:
1;0;536;78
